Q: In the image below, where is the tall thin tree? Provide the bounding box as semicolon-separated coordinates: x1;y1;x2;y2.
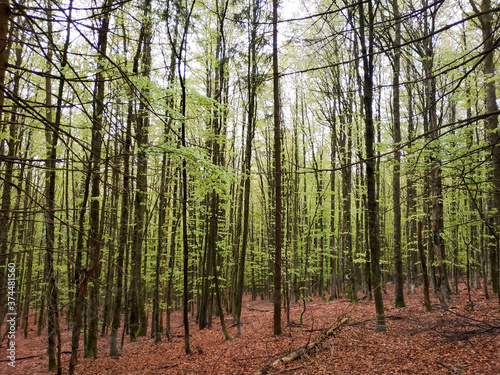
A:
359;0;385;332
272;0;282;336
391;0;405;308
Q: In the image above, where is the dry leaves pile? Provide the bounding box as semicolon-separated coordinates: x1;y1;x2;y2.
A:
2;283;499;374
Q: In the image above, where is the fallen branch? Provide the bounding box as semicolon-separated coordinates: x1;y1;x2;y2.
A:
0;354;44;362
253;316;349;375
246;307;273;312
436;360;466;374
156;364;178;370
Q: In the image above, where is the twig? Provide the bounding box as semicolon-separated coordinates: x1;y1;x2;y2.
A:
0;354;44;362
300;298;306;324
436;361;461;374
247;307;273;312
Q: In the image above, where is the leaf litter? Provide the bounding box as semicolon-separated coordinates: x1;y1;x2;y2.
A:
2;282;499;374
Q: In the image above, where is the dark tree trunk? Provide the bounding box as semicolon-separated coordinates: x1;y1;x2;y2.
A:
129;0;153;340
391;0;405;308
405;69;418;295
470;0;500;301
0;0;11;342
110;99;132;356
85;0;111;356
359;0;385;332
272;0;282;336
69;1;111;372
418;221;432;312
234;0;261;335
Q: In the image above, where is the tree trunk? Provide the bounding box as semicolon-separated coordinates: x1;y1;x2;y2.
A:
0;0;11;343
341;110;355;302
44;2;72;370
170;0;197;354
418;221;432;312
85;0;112;356
69;1;111;371
391;0;405;308
272;0;282;336
405;69;418;295
234;0;261;334
110;99;132;356
129;0;153;340
423;1;451;308
470;0;500;301
359;0;385;332
329;104;337;300
0;0;9;120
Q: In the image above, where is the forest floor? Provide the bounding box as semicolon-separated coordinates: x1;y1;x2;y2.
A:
2;282;500;375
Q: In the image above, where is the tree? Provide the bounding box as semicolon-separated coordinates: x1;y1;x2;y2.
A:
70;0;113;371
391;0;406;309
468;0;500;303
272;0;282;337
129;0;153;341
43;0;72;370
233;0;265;336
165;0;197;354
3;2;500;370
0;0;11;342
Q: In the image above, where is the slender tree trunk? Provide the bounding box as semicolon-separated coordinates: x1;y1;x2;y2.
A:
0;0;9;121
391;0;405;308
69;1;111;372
405;69;418;295
341;113;355;302
0;0;11;342
470;0;500;301
169;0;197;354
418;222;432;311
166;176;180;341
153;156;168;343
44;2;72;370
329;105;337;300
22;168;34;338
235;0;261;334
110;100;132;356
272;0;282;336
102;148;119;337
129;0;153;340
359;0;385;332
43;19;60;373
85;0;112;357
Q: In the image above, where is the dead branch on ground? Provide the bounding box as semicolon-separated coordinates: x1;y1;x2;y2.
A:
252;316;349;375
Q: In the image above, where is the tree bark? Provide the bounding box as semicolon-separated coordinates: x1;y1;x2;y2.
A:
272;0;282;336
0;0;11;343
110;100;132;356
418;222;432;312
391;0;405;308
129;0;153;340
234;0;261;335
253;317;349;375
69;0;111;371
167;0;197;354
470;0;500;302
85;0;112;357
359;0;385;332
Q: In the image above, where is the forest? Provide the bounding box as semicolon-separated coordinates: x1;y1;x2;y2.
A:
0;0;499;373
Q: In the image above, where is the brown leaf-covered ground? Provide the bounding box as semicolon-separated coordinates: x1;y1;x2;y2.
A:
2;282;499;374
